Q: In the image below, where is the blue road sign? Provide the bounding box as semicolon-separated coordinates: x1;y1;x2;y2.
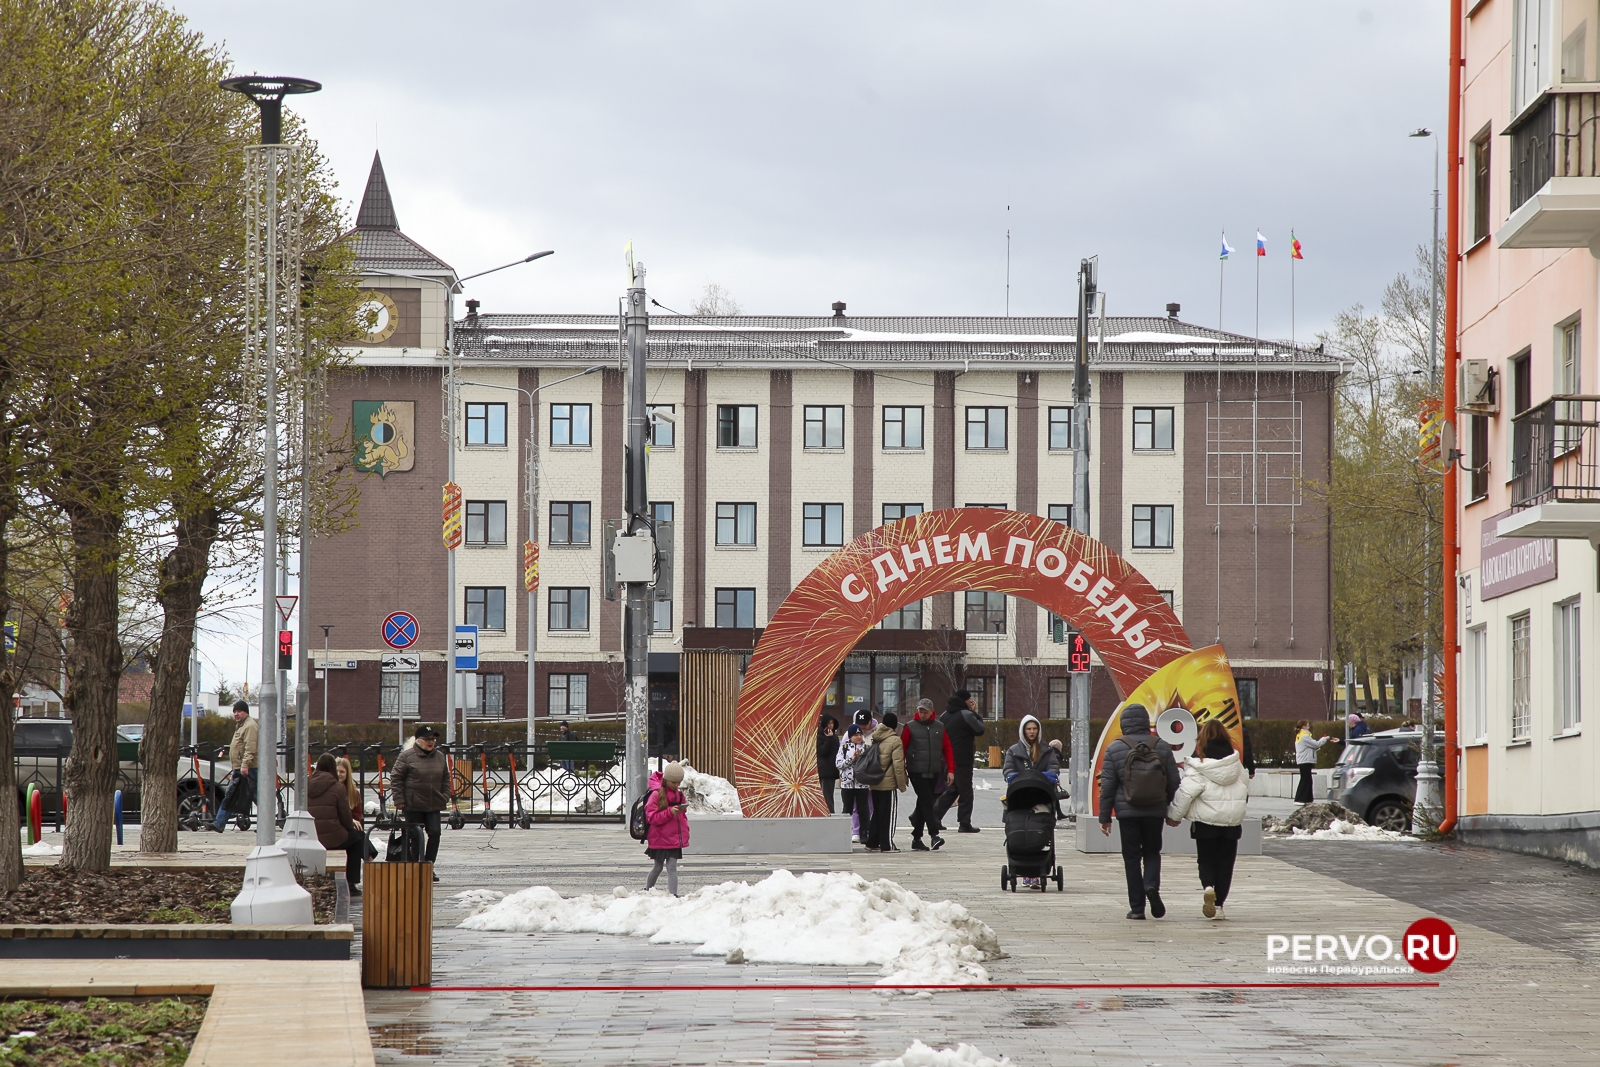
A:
454;625;479;670
383;611;420;650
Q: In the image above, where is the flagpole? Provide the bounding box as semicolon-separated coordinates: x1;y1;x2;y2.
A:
1219;231;1225;329
1254;228;1261;339
1290;230;1296;345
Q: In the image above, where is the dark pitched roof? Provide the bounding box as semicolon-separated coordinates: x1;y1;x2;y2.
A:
356;151;398;229
344;150;455;276
447;313;1339;369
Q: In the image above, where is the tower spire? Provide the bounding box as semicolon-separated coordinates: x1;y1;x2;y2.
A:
355;151;398;229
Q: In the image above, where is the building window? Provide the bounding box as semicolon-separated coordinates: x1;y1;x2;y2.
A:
1048;677;1069;720
1558;318;1583;452
1514;0;1552;115
883;503;924;524
1557;598;1582;733
716;502;757;545
804;405;845;449
1472;126;1491;245
1132;504;1174;549
965;591;1006;634
465;587;506;631
1158;589;1175;609
551;403;592;447
1469;414;1490;501
1048;504;1072;527
966;406;1007;450
651;501;674;633
472;674;505;719
549;587;590;631
880;601;923;630
803;503;844;546
550;501;591;546
548;673;588;718
465;402;507;447
972;675;1005;719
966;502;1007;509
465;501;507;545
883;406;924;449
1511;350;1532;415
1049;407;1073;451
1236;678;1258;720
647;404;675;448
717;404;758;448
1466;625;1488;742
1133;407;1175;451
1510;612;1531;741
380;672;419;720
715;587;756;628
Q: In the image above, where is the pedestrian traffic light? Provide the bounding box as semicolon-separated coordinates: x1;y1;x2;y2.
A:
1067;631;1091;673
277;630;293;670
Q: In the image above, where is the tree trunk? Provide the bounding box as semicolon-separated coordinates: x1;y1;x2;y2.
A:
140;506;218;853
1377;671;1391;718
59;502;123;873
0;425;20;893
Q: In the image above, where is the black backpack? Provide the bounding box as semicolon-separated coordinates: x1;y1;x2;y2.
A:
853;739;887;786
1122;740;1168;808
628;789;656;842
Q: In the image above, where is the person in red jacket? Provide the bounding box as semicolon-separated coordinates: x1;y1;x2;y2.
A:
901;698;955;851
644;762;690;895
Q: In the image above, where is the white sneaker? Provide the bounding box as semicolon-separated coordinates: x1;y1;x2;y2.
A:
1215;905;1226;920
1202;887;1216;919
851;834;860;843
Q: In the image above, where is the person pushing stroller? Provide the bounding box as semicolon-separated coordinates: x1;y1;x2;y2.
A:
1002;715;1061;888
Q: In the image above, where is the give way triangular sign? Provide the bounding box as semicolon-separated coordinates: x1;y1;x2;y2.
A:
275;595;298;626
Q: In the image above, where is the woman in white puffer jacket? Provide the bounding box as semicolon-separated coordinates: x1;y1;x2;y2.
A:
1165;718;1249;920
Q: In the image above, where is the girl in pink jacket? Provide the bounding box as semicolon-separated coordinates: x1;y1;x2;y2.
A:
645;762;690;895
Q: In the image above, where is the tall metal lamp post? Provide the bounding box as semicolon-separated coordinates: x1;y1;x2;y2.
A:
221;73;321;921
1410;126;1443;823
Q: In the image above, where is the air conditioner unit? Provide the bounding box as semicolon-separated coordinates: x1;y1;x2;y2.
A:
1457;359;1499;414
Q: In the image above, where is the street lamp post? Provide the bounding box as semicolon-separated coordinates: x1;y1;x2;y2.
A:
1410;126;1443;823
451;366;602;747
320;625;332;745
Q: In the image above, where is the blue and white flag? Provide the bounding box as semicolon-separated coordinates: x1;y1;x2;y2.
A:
1220;233;1235;260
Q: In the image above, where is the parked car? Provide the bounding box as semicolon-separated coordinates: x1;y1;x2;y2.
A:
13;719;225;827
1328;728;1445;831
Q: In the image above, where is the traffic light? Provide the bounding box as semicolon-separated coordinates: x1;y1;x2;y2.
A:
1067;631;1091;673
277;630;293;670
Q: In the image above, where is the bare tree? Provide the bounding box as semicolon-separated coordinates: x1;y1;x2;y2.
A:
692;282;742;317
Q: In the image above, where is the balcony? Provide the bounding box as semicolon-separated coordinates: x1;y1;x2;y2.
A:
1499;92;1600;250
1499;396;1600;544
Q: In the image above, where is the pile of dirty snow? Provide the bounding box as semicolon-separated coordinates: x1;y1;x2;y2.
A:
1284;819;1418;842
448;889;506;910
873;1042;1010;1067
677;762;741;815
459;869;1000;985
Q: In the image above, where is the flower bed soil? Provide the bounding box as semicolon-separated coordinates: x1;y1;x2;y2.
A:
0;867;335;925
0;996;207;1067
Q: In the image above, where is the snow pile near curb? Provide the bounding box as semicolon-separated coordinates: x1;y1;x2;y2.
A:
678;762;741;815
448;889;505;909
20;839;62;857
1284;819;1418;842
459;869;1000;985
873;1042;1010;1067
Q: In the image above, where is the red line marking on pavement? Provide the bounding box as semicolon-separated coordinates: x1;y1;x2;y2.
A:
415;981;1440;992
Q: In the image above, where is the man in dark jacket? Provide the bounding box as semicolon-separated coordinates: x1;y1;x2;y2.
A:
901;698;955;850
1098;703;1181;920
933;690;986;833
390;725;452;877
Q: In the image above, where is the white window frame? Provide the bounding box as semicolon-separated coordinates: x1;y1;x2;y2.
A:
1466;624;1488;743
1556;597;1582;733
548;673;588;718
1510;611;1532;741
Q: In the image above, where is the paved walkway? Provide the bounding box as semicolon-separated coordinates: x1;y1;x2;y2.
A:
358;794;1600;1067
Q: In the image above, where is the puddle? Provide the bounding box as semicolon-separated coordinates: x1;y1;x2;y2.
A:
369;1022;446;1057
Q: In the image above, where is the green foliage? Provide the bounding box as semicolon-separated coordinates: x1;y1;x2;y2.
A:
0;996;204;1067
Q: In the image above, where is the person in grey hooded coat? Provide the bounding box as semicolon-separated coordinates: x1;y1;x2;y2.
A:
1097;703;1181;920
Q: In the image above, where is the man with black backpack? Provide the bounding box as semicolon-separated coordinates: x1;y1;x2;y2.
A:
1098;703;1181;920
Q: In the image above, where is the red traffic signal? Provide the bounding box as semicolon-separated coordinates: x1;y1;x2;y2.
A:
277;629;294;670
1068;631;1091;673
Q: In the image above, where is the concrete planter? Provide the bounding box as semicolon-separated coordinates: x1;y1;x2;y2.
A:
0;923;353;960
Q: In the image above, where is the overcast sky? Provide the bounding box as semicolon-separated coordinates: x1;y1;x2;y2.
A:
171;0;1449;693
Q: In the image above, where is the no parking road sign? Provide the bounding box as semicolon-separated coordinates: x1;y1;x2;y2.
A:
383;611;420;650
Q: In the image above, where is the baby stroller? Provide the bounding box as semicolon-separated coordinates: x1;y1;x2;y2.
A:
1000;769;1065;892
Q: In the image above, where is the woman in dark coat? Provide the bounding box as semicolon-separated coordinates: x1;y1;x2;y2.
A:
815;714;841;813
308;752;368;894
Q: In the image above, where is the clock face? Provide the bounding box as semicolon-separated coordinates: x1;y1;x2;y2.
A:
358;290;400;343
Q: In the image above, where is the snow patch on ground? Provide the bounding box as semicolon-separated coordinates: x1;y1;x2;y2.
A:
973;779;994;791
678;763;741;815
21;840;62;856
1283;819;1418;842
459;869;999;985
873;1041;1011;1067
448;889;505;909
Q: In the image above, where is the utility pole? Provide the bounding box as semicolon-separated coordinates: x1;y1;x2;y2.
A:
294;351;312;812
1070;257;1097;816
621;260;652;808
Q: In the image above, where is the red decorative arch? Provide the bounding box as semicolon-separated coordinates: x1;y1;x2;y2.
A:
733;508;1239;817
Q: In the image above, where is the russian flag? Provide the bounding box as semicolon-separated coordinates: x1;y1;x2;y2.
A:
1256;231;1267;256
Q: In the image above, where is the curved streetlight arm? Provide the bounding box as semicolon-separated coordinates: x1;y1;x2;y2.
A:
459;251;555;285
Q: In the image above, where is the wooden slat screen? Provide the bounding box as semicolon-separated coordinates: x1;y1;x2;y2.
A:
361;861;433;988
679;650;741;782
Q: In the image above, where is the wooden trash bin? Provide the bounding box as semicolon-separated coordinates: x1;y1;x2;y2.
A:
989;745;1004;768
362;861;433;988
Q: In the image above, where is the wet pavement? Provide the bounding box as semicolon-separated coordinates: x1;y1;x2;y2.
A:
356;775;1600;1066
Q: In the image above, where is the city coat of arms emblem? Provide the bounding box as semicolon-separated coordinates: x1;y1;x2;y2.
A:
353;400;415;477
